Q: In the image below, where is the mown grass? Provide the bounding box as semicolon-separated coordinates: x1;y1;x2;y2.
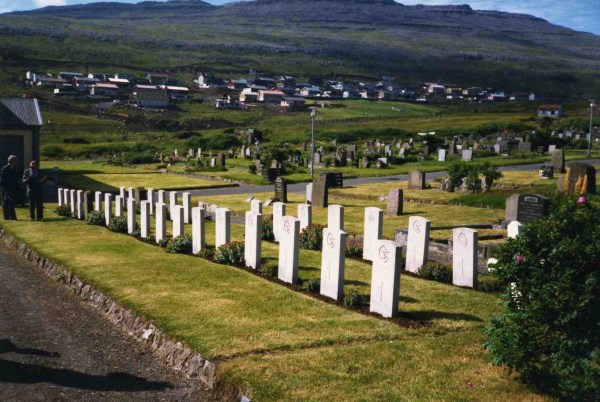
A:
0;206;548;400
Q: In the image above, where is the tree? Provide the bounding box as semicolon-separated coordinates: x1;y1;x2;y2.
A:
485;196;600;401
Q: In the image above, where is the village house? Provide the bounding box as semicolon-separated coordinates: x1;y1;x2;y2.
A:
90;83;120;97
487;91;506;101
280;96;306;107
227;79;248;90
73;76;100;90
257;89;285;103
359;88;379;100
538;105;563;118
108;77;131;87
134;90;170;108
300;87;321;97
88;72;111;81
279;76;296;87
254;77;276;88
37;76;67;88
160;85;190;100
58;72;84;81
425;83;445;94
0;97;43;173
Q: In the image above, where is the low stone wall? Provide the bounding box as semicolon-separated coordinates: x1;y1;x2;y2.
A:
0;229;216;389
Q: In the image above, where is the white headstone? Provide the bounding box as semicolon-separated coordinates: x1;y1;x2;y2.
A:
215;207;231;248
278;216;300;284
493;144;501;154
182;192;192;224
119;186;126;200
250;199;263;214
63;188;69;207
192;207;205;254
298;204;312;230
140;200;150;238
462;149;473;161
507;220;523;239
157;190;166;206
273;202;286;242
244;212;262;269
127;198;137;234
169;191;178;219
58;188;63;206
320;228;347;301
328;204;344;230
438;149;447;162
306;183;313;203
69;189;76;215
362;207;383;261
127;187;135;200
548;145;556;154
171;205;184;238
76;190;84;220
94;191;103;212
104;193;113;226
452;228;478;288
370;240;402;318
155;203;167;243
147;189;155;215
405;216;431;274
115;195;124;217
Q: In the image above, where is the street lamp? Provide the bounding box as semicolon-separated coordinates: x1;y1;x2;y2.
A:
588;99;595;158
309;107;316;181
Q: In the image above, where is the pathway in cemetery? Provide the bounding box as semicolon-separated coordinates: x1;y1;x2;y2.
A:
190;158;600;196
0;242;208;401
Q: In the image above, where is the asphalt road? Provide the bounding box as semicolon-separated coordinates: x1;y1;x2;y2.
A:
0;241;207;402
189;159;600;197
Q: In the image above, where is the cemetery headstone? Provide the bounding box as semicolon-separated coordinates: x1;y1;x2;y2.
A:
250;200;263;214
312;175;329;208
146;189;155;216
370;240;402;318
183;192;192;224
539;165;554;179
306;183;313;204
169;191;178;217
408;170;426;190
172;205;184;238
405;216;431;273
548;145;556;154
507;220;523;239
328;204;344;230
462;149;473;161
69;189;76;215
438;149;447;162
104;193;113;226
518;142;532;153
76;190;84;220
298;204;312;230
278;216;300;284
274;177;288;202
127;198;137;234
320;228;347;301
215;208;231;248
84;191;94;216
244;212;262;269
140;200;150;238
386;189;403;216
452;228;478;288
505;194;520;223
94;191;102;212
192;207;205;254
551;149;565;173
363;207;383;261
516;194;550;223
115;195;124;217
155;203;167;243
273;202;286;242
57;187;63;206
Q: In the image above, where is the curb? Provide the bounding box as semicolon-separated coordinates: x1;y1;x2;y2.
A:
0;229;216;389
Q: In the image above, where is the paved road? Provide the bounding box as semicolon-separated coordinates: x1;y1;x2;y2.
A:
0;242;207;401
189;159;600;197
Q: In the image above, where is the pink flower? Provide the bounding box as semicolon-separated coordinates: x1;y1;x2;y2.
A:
516;255;524;264
577;197;587;205
467;381;474;388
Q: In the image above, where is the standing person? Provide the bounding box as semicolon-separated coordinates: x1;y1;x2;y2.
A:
23;161;48;221
1;155;19;220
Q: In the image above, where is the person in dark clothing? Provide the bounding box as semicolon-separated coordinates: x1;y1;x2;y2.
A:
1;155;19;220
23;161;48;221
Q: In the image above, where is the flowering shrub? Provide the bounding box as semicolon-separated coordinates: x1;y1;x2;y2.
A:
485;196;600;401
299;224;325;251
214;241;245;266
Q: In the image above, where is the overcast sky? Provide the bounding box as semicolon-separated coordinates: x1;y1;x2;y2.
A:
0;0;598;34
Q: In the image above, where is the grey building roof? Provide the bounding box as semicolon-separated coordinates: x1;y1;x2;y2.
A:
0;98;43;127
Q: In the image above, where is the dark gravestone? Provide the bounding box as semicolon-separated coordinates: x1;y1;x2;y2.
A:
327;172;344;189
261;167;281;182
539;165;554;180
516;194;550;223
312;175;329;208
551;149;565;173
218;153;226;167
562;163;596;194
518;142;532;153
274;177;288;202
386;189;403;216
83;191;94;215
408;169;425;190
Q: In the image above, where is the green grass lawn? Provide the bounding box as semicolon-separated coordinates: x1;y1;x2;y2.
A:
0;207;548;400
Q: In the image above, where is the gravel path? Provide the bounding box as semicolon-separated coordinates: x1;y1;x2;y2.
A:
188;159;600;197
0;241;208;402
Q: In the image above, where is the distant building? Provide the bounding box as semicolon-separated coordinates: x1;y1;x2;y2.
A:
257;90;285;103
91;83;120;97
510;92;535;101
300;87;321;97
37;77;67;88
538;105;563;118
134;90;170;108
73;76;100;89
254;77;276;88
0;97;43;173
281;97;306;107
58;72;83;81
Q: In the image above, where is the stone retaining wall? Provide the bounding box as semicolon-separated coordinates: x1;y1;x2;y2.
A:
0;229;216;389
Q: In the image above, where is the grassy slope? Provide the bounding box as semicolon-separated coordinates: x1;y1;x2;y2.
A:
0;206;548;400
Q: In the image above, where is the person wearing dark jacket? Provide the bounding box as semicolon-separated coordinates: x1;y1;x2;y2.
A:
23;161;48;220
1;155;19;220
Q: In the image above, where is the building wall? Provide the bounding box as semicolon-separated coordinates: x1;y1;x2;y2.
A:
0;129;33;172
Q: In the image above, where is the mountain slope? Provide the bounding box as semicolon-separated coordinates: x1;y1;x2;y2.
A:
0;0;598;95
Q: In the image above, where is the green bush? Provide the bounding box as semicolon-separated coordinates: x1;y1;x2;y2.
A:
259;264;277;278
261;217;274;241
108;216;128;233
418;262;452;283
346;242;363;258
343;290;367;309
85;211;105;226
477;273;506;293
301;278;320;293
485;196;600;401
145;235;156;243
214;241;245;266
299;224;325;251
166;234;193;254
447;160;502;192
198;246;215;261
158;238;169;248
56;205;72;217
